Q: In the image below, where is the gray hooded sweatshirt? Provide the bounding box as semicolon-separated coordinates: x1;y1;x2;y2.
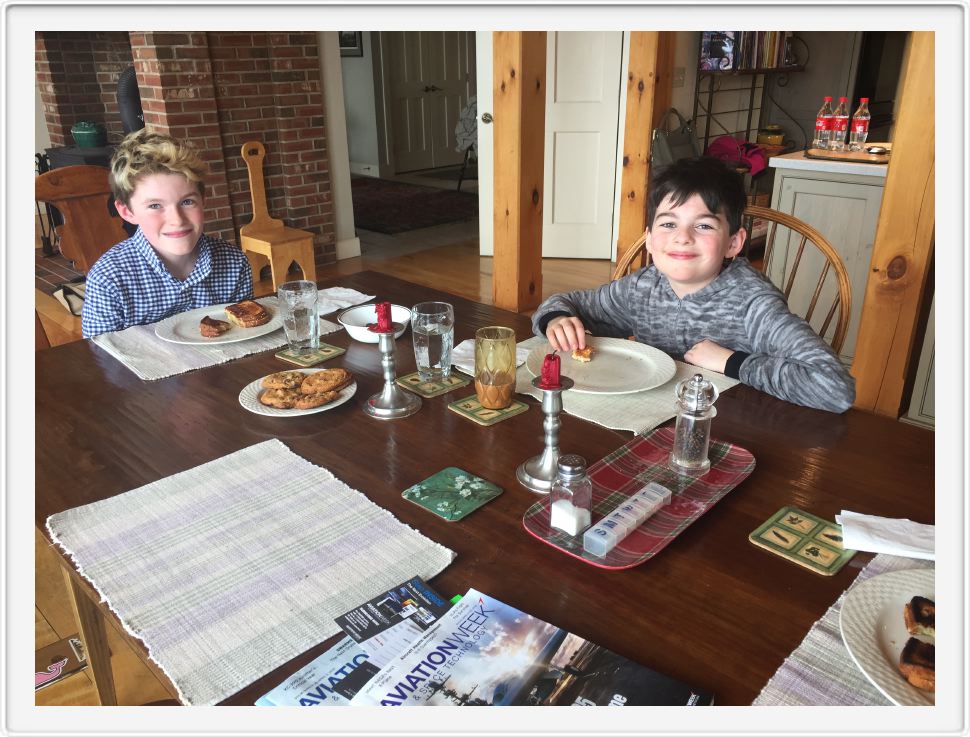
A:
531;258;855;413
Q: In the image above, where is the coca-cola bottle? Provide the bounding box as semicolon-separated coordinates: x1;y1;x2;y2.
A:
848;97;871;151
812;96;834;150
829;96;850;151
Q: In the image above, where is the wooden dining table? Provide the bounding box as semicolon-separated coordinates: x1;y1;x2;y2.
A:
34;270;935;706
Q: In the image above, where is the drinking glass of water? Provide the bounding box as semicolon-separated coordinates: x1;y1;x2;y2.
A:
411;302;455;382
278;280;319;356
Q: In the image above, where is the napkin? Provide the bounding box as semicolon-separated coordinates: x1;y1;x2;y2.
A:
835;510;935;561
315;287;375;316
451;338;531;376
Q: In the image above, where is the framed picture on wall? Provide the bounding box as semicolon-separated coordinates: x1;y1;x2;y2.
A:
339;32;363;57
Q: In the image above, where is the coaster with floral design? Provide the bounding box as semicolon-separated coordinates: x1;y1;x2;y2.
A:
402;467;503;522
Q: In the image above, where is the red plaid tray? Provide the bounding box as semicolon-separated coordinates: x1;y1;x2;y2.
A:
522;426;755;569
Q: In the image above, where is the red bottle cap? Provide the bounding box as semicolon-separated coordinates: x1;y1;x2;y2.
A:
860;97;869;103
840;96;848;101
539;352;561;390
823;96;832;101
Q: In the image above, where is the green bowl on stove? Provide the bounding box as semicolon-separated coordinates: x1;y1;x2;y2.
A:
71;121;108;148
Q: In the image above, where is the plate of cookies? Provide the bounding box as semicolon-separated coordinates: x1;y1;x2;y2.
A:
839;568;935;705
239;368;357;417
155;299;282;345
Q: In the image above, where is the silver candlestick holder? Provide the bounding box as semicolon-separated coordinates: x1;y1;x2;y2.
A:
363;327;421;420
516;374;574;494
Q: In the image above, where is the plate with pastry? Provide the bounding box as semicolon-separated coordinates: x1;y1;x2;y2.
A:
154;298;282;345
524;336;676;394
839;568;935;705
239;367;357;417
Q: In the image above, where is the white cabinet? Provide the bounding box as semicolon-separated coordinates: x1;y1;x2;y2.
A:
769;152;887;365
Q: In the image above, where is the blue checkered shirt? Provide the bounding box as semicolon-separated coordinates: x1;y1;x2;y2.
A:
81;228;253;338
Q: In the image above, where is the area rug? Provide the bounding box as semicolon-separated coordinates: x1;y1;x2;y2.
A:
351;176;478;234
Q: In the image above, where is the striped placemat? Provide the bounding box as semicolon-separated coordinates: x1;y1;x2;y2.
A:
46;440;455;705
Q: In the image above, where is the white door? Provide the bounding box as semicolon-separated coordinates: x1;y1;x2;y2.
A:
543;32;623;258
386;31;474;173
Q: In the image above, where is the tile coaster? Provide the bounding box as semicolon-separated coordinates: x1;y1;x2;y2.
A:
275;343;346;367
396;371;471;398
748;506;857;576
447;395;529;426
402;467;503;522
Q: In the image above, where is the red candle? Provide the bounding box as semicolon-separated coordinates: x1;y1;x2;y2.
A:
369;301;393;332
539;352;561;389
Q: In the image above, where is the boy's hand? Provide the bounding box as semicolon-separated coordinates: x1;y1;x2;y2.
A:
546;316;587;352
684;340;732;374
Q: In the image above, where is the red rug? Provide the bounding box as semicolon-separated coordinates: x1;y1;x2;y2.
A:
351;177;478;234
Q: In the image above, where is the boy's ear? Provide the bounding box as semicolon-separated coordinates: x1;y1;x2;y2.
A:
725;227;746;258
115;200;137;224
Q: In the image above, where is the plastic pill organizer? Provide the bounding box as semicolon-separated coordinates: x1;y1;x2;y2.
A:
583;482;671;557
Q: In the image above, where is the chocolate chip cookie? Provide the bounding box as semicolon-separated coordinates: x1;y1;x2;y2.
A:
258;388;301;409
261;371;307;390
300;368;353;394
294;390;340;410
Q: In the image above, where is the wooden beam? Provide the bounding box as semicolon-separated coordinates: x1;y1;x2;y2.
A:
616;32;660;265
651;32;676;129
491;31;546;312
850;31;935;416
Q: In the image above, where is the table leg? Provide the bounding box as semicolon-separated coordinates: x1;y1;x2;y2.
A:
62;567;117;705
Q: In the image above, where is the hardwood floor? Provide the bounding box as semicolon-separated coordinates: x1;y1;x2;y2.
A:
34;227;614;705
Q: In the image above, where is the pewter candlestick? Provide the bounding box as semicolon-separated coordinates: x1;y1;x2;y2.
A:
364;327;422;420
516;375;574;494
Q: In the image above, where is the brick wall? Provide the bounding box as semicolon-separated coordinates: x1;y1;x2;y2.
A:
36;31;336;265
36;32;133;146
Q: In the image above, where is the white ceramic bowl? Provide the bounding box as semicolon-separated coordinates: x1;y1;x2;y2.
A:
337;303;411;343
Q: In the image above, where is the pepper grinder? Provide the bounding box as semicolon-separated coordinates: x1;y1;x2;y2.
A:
669;373;719;475
517;353;573;494
363;303;421;420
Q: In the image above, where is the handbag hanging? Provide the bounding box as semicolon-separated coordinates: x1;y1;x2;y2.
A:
650;108;702;168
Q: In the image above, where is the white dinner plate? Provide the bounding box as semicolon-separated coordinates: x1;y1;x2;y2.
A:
239;369;357;417
525;336;676;394
154;299;282;345
839;568;935;706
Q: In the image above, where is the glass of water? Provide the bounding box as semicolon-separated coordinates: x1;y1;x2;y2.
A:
278;280;319;356
411;301;455;382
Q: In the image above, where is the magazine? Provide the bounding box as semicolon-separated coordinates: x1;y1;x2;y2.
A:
349;589;714;706
334;575;453;670
255;636;368;706
699;31;735;71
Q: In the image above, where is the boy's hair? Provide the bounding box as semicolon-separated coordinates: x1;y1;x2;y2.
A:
109;129;208;206
647;157;747;234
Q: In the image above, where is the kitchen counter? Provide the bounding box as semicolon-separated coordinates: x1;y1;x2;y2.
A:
768;150;888;179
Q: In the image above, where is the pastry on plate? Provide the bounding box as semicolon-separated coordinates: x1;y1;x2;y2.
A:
225;299;271;328
898;637;935;692
903;596;935;637
200;315;231;337
294;390;340;410
571;345;594;362
258;388;301;409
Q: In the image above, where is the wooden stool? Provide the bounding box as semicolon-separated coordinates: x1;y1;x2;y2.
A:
239;141;317;290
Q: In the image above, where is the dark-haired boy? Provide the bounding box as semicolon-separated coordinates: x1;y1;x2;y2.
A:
532;157;855;413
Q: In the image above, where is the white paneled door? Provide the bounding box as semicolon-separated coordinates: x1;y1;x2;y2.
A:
543;32;623;258
385;31;475;173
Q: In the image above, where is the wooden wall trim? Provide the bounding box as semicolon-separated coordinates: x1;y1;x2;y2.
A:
616;32;660;265
491;31;546;312
850;31;935;416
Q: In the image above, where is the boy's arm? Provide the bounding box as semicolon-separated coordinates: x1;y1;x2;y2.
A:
80;275;127;338
734;293;856;413
531;277;639;342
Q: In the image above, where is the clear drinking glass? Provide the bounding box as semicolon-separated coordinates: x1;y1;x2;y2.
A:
278;280;319;356
474;326;516;409
411;302;455;381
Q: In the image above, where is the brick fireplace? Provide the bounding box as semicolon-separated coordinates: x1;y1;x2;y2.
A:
36;31;336;266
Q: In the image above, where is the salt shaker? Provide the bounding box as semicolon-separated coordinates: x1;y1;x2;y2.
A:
549;454;593;536
669;373;719;475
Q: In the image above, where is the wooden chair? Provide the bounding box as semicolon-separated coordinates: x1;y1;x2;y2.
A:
239;141;317;291
611;205;851;353
35;165;129;274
